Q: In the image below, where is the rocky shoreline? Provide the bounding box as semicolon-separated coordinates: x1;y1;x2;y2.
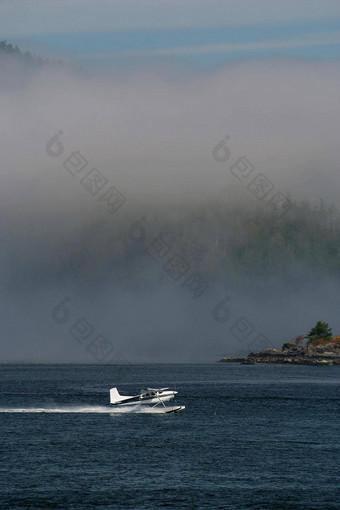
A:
219;343;340;366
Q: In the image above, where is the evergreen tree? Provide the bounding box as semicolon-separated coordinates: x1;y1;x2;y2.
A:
306;321;333;342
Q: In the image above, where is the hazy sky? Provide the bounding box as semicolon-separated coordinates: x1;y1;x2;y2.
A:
1;0;340;67
1;1;340;363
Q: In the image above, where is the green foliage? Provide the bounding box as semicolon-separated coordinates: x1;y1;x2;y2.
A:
282;342;296;350
205;196;340;285
38;195;339;289
306;321;333;343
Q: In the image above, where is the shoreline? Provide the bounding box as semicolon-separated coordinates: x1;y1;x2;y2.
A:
219;343;340;366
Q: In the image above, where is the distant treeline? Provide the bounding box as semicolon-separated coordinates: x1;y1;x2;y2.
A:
0;40;64;67
35;194;339;292
207;196;339;284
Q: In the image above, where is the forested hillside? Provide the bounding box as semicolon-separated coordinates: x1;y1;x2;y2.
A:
13;193;336;293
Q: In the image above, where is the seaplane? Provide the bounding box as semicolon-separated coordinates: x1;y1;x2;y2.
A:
109;387;185;413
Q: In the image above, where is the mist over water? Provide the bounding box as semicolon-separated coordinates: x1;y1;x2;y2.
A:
1;51;340;362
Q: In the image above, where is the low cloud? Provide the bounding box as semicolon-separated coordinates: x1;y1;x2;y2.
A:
1;54;340;361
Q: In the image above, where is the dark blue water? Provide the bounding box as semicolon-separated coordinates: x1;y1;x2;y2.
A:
0;364;339;509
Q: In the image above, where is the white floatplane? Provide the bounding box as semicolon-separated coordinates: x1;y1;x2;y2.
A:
109;387;185;413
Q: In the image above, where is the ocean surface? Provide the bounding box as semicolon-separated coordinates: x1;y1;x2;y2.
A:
0;364;339;510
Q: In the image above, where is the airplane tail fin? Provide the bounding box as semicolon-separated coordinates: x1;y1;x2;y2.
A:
110;387;122;404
